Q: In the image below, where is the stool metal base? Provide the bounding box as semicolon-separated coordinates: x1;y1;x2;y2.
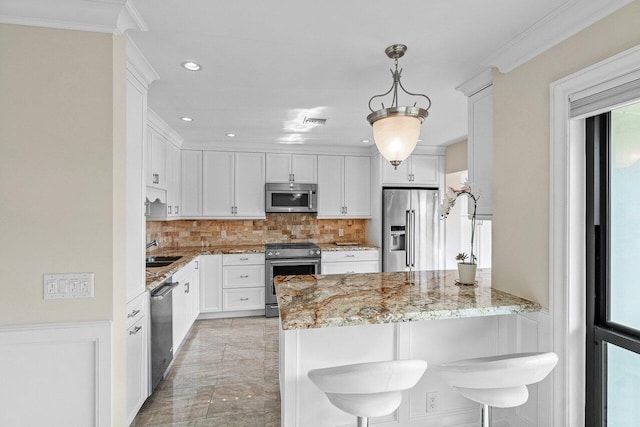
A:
357;416;369;427
481;404;492;427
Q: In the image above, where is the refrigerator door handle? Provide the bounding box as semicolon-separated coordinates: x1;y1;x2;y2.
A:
411;210;416;267
405;210;411;268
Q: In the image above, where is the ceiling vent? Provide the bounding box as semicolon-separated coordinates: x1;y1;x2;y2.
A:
303;117;327;125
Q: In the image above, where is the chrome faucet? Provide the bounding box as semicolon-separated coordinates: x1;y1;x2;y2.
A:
146;240;159;249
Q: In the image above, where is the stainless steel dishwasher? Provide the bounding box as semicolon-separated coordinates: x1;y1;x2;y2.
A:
150;281;178;391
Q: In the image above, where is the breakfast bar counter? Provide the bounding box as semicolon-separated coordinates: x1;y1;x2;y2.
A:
275;269;546;427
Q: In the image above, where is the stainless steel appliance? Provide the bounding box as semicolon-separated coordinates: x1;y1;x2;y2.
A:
265;242;321;317
383;188;441;272
150;281;178;391
265;183;317;213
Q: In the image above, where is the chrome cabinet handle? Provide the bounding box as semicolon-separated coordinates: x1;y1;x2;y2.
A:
175;205;179;214
168;205;172;215
153;173;159;184
129;326;142;335
347;271;355;274
292;173;295;182
346;254;355;258
127;309;141;318
240;297;249;301
240;257;249;261
185;282;190;293
195;260;199;270
240;275;249;278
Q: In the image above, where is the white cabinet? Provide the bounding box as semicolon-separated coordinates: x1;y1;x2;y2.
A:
125;69;147;302
381;154;441;186
203;151;265;218
199;254;223;313
321;250;380;275
125;292;149;425
181;150;202;217
145;130;166;188
266;153;317;183
467;85;493;218
318;155;371;218
222;254;265;312
165;143;181;217
172;258;200;354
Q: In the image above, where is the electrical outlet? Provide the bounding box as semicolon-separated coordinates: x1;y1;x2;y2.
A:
221;230;227;238
338;228;344;237
426;392;438;413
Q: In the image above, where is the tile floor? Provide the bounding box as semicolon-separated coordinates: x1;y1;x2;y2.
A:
132;316;281;427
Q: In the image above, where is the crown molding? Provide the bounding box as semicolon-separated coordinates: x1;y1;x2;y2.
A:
456;68;494;97
126;35;159;87
181;140;376;156
484;0;633;73
0;0;146;35
147;108;184;148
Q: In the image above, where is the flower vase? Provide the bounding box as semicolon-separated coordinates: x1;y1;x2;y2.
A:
457;263;477;285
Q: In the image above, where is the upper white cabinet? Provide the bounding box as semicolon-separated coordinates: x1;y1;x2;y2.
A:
318;155;371;218
266;153;317;183
181;150;203;217
203;151;265;219
467;85;493;218
458;69;493;218
381;154;441;186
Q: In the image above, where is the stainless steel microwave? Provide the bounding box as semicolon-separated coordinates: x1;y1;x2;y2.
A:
265;183;317;213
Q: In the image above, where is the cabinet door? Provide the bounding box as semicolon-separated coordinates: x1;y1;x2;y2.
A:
165;143;181;217
265;153;291;183
172;280;187;352
203;151;235;217
234;152;265;218
150;131;166;188
126;316;148;424
410;155;440;186
125;76;146;302
317;155;345;217
344;156;371;218
199;255;223;313
181;150;202;217
184;270;199;328
381;157;410;184
291;154;317;183
468;86;493;217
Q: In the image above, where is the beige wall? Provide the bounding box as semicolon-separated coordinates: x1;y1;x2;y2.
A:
492;1;640;307
445;139;468;174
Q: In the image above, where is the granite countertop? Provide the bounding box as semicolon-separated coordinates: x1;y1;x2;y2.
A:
317;243;379;252
274;269;541;330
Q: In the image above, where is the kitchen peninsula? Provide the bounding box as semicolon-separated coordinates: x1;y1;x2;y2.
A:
275;269;543;426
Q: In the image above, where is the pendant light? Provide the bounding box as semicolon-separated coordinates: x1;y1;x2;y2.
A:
366;44;431;169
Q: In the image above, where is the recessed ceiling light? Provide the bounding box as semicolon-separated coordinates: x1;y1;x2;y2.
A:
226;133;236;137
181;116;193;122
417;139;423;142
182;61;202;71
361;139;370;144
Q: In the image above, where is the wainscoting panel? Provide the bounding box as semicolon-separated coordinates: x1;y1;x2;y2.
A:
0;321;112;427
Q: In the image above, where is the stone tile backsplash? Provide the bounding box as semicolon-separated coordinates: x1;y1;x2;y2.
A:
147;214;369;247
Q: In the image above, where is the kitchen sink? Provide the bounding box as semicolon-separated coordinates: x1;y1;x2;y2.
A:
146;261;175;268
146;256;183;263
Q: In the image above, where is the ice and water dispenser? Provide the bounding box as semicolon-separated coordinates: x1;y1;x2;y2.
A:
390;225;406;251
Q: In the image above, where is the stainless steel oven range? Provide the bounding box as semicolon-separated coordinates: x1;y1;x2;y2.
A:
265;242;321;318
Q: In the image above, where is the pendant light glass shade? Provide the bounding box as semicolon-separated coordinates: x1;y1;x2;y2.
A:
366;44;431;168
372;115;421;165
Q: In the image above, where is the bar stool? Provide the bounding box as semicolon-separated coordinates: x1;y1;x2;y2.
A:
307;359;427;427
437;352;558;427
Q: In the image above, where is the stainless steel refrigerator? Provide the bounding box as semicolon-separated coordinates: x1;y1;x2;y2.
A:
383;188;440;272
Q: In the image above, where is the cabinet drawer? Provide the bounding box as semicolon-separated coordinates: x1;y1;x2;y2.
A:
223;265;265;288
322;250;379;263
322;261;380;275
126;291;147;328
223;287;265;311
223;253;265;266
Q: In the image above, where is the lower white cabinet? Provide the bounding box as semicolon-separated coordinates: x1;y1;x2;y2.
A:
125;292;149;426
172;258;200;354
222;254;265;312
200;254;223;313
321;250;380;275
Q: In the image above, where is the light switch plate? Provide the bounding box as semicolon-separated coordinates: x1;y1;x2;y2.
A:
43;273;95;299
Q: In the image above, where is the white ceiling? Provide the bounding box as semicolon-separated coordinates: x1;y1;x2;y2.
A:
129;0;571;149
